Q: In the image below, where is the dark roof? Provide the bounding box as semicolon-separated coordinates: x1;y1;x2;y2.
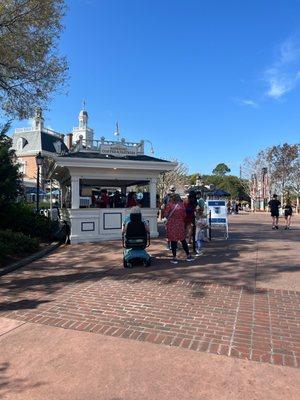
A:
58;151;170;163
41;132;69;154
207;189;231;197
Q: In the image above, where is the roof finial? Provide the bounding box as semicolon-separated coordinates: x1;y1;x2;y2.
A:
82;99;86;111
114;121;120;139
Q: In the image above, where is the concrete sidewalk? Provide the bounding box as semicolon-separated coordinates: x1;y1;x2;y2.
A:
0;318;299;400
0;213;299;399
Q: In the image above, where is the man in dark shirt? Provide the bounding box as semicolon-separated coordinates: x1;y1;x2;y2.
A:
268;194;281;229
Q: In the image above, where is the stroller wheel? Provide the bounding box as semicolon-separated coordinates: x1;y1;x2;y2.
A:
146;258;151;267
123;258;127;268
127;262;133;269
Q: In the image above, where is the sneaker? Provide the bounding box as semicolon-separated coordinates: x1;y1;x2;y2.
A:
166;244;171;250
284;226;288;230
272;226;276;230
186;255;195;262
170;258;178;264
275;226;279;230
195;251;204;257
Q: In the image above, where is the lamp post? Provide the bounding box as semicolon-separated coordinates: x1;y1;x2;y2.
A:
35;152;44;214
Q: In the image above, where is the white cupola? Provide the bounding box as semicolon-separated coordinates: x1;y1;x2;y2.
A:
72;103;94;146
79;109;88;129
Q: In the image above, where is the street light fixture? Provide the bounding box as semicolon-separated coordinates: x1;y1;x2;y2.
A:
35;151;44;214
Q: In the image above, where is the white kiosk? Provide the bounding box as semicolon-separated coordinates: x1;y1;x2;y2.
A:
206;200;229;239
51;137;177;244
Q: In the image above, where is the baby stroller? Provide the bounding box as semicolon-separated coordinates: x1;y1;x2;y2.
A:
122;213;151;268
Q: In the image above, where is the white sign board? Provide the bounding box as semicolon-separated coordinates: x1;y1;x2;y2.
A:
206;200;229;238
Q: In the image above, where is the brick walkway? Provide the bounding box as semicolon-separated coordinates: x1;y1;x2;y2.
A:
1;214;300;369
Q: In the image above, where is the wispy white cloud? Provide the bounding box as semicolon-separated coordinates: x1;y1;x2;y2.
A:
264;37;300;100
234;98;259;108
240;99;259;108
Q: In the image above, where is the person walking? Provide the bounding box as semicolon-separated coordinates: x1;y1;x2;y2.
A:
268;194;281;229
164;193;194;264
283;199;293;229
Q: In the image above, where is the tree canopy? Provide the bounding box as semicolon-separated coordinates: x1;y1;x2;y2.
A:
202;174;249;200
0;0;67;119
212;163;231;176
0;122;22;206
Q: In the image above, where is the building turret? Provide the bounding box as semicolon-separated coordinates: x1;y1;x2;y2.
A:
72;104;94;146
34;107;44;130
79;109;88;129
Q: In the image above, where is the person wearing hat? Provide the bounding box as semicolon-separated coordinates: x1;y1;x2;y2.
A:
163;186;176;205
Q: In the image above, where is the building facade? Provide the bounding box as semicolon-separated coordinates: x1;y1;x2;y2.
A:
11;107;68;191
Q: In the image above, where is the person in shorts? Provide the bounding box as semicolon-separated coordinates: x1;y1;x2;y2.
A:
268;194;281;229
283;199;293;230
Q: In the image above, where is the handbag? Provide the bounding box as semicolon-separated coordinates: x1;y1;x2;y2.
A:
163;204;179;224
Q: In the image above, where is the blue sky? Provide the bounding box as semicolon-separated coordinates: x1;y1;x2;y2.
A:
11;0;300;175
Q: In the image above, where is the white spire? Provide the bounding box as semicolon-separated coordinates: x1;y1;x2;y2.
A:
73;102;94;145
114;121;120;138
34;107;44;130
79;100;88;129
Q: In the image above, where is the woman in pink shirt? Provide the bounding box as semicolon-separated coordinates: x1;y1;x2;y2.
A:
165;194;194;264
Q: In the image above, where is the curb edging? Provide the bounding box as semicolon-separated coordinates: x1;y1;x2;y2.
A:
0;242;62;277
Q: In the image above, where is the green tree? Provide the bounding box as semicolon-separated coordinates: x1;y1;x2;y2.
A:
189;173;199;185
0;122;22;207
202;174;249;200
0;0;67;119
212;163;231;176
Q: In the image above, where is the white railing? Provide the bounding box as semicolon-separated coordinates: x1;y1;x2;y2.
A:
15;126;62;138
42;127;62;138
72;137;145;156
15;127;37;133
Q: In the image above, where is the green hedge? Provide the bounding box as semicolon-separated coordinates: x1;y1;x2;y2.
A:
0;202;58;240
0;230;39;263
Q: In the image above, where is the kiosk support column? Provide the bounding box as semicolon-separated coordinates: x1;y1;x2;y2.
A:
149;178;157;209
71;176;80;209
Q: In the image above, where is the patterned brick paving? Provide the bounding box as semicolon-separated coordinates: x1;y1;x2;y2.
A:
1;273;299;368
1;215;300;369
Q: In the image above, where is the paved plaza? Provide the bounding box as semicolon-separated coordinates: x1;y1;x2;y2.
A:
0;213;299;399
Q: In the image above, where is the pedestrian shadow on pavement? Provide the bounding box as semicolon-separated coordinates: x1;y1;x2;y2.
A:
0;299;51;312
0;362;46;398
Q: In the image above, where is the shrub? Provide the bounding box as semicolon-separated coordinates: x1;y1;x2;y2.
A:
40;201;51;209
0;202;55;240
0;230;39;263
